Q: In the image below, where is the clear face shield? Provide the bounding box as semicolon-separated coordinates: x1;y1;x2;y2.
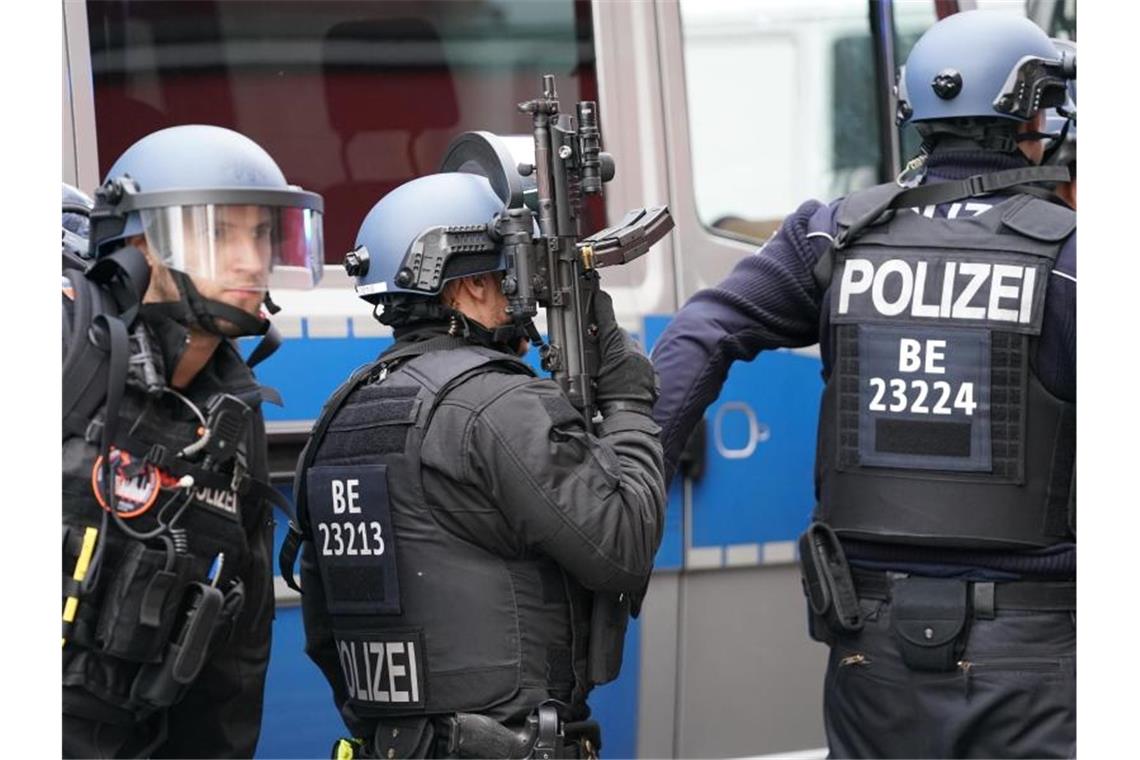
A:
139;202;323;292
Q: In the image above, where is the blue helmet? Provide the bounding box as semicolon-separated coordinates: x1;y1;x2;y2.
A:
350;172;507;305
94;124;324;291
897;11;1074;126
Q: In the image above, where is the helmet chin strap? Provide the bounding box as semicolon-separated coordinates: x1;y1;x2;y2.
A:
1020;117;1073;166
449;310;535;356
139;269;281;367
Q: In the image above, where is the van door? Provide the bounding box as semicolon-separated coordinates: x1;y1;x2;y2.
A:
636;1;951;756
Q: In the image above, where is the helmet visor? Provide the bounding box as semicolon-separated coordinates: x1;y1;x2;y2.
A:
138;203;324;290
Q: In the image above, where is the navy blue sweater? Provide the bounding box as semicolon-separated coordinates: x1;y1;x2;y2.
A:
650;148;1075;579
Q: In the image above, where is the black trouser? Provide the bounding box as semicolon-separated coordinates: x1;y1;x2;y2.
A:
822;594;1076;759
62;707;166;759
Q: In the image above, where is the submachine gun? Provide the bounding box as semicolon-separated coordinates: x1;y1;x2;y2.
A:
403;74;674;692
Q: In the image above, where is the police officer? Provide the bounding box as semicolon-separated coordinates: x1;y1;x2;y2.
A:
62;125;324;757
650;11;1075;758
289;171;665;759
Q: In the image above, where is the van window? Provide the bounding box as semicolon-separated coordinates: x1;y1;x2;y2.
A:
87;0;600;266
678;1;885;244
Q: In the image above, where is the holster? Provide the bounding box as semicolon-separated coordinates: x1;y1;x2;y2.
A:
436;703;594;759
797;522;863;643
889;576;969;672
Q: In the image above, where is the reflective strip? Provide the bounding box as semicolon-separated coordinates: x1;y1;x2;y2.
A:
684;541;800;571
686;546;723;569
1051;269;1077;284
305;315;349;338
351;316;392;338
271;315;304;339
724;544;759;567
744;748;828;760
274;575;302;607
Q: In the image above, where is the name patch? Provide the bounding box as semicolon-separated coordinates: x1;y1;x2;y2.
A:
193;485;240;519
336;630;426;709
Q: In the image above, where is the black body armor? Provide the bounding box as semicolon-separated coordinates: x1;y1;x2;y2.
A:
296;340;594;726
815;183;1076;549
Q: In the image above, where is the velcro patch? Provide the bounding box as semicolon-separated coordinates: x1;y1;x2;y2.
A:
854;325;992;472
307;464;401;615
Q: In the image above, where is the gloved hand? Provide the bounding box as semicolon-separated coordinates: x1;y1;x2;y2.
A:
591;287;658;417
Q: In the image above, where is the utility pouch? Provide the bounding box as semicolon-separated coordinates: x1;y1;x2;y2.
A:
797;522;863;642
130;581;225;709
95;541;189;662
372;716;435;759
586;591;631;686
889;576;969;672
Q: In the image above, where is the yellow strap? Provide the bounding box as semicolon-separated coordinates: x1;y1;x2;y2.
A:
74;527;99;581
333;738;357;760
62;527;100;647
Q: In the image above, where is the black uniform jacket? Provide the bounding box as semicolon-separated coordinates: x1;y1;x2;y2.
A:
62;292;275;758
300;326;667;733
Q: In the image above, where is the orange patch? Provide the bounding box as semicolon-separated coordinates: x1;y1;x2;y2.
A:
91;449;162;518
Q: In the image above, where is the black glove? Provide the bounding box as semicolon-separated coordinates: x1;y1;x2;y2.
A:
591;287;658;416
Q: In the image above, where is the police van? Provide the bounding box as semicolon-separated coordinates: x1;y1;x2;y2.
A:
62;0;1075;756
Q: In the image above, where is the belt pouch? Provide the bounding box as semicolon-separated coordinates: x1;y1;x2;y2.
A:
131;581;225;709
586;592;630;686
95;541;188;662
372;717;434;759
889;576;969;672
797;522;862;641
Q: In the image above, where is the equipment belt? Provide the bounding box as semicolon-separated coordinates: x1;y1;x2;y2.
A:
852;568;1075;612
426;716;590;760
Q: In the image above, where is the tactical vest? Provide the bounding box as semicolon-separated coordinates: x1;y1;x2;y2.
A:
815;180;1076;550
62;279;272;723
296;339;592;722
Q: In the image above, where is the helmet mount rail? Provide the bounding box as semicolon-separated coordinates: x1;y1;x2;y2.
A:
361;203;673;314
993;52;1076;121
